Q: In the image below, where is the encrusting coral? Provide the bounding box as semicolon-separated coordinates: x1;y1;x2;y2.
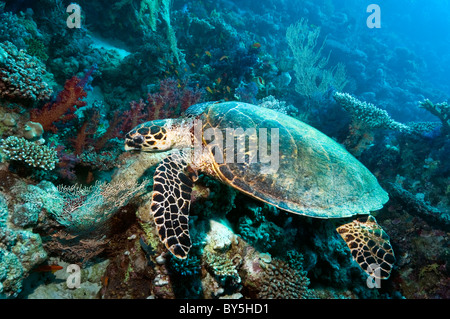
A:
0;177;48;298
257;256;313;299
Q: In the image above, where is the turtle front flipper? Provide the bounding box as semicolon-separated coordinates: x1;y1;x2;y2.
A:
151;151;195;259
336;215;395;279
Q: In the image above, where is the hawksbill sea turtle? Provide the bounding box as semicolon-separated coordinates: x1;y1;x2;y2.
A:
124;101;396;279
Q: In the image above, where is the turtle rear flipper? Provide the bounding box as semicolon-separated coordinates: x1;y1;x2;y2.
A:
336;215;395;279
151;151;195;258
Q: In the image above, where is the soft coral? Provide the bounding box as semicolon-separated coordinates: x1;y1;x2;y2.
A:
30;76;87;132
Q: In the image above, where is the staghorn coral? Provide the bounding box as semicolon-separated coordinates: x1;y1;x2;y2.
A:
30;76;87;132
0;41;53;102
419;99;450;133
0;136;58;170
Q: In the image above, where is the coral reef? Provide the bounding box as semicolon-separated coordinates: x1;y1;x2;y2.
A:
0;168;48;298
256;255;313;299
50;179;148;234
0;0;448;301
0;41;53;102
387;182;450;231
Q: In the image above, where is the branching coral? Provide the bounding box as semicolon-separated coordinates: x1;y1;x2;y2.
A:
205;251;240;280
287;18;347;100
419;99;450;134
0;41;53;101
30;76;87;132
0;136;58;170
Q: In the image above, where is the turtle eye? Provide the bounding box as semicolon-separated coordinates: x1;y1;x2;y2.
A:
133;135;144;144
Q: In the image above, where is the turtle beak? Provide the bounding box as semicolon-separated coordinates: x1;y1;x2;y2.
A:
124;132;145;151
124;143;138;151
124;138;143;151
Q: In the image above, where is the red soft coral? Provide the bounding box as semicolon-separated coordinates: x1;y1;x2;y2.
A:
146;78;203;120
30;76;87;132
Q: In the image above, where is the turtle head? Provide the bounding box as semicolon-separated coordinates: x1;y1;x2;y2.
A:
125;119;174;152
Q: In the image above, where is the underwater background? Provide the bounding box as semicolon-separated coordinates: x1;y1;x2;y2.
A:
0;0;449;299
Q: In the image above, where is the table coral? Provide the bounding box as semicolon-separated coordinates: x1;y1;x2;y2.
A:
0;136;58;170
334;92;410;132
0;41;53;101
